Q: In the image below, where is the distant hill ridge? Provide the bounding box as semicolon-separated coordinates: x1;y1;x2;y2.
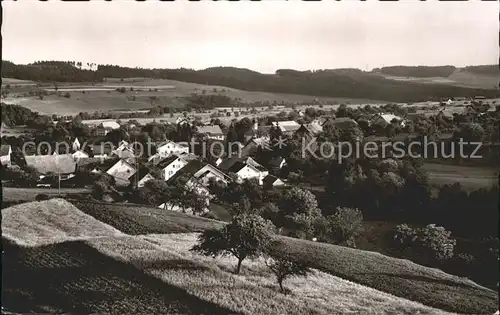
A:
373;65;498;78
2;60;499;102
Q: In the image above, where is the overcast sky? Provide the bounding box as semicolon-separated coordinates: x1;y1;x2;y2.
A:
2;1;498;73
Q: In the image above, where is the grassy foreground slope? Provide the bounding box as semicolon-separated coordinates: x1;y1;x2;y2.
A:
1;199;234;314
2;199;452;315
88;233;453;315
70;200;498;314
1;199;122;246
2;239;234;315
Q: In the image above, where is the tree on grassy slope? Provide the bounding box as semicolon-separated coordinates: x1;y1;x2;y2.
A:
191;213;275;274
264;254;311;294
326;207;364;248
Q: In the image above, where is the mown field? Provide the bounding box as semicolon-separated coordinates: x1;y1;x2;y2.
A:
376;68;499;90
2;187;91;203
2;239;234;315
89;233;456;315
2;198;462;315
68;199;498;314
423;163;498;192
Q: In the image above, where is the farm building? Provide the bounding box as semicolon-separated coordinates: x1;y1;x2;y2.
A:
155;141;190;157
370;113;405;127
25;154;77;178
271;121;301;135
263;175;285;189
106;159;137;181
87;143;114;159
196;125;224;140
1;144;12;166
94;121;121;136
156;153;197;181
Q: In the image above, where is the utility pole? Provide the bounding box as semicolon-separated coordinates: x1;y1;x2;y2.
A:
57;154;61;196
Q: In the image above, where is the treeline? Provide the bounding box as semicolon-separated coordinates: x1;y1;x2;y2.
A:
3;61;500;102
1;104;39;127
1;60;102;83
0;104;54;129
184;93;236;110
374;65;457;78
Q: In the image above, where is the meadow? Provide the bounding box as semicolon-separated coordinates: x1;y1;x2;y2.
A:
2;187;91;203
423;163;498;192
4;198;497;314
376;68;499;90
67;199;498;314
2;77;387;116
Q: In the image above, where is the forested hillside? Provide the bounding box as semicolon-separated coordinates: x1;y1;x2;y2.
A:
2;61;499;102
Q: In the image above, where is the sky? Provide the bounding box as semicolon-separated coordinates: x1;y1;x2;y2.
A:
2;1;498;73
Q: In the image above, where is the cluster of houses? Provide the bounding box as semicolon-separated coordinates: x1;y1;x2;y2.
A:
2;100;495;212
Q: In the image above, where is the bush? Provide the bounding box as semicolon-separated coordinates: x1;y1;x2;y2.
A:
392;224;456;266
35;194;50;201
393;224;418;248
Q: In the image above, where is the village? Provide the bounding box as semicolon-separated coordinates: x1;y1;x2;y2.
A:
1;1;499;313
1;95;497;214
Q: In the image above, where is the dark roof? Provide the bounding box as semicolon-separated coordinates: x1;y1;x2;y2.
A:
76;157;119;172
167;159;204;185
228;161;247;173
263;174;282;186
246;157;267;172
0;144;11;156
156;155;179;169
217;155;240;171
88;144;114;155
135;166;153;181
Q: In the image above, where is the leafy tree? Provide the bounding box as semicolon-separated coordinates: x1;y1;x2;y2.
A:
455;123;485;143
335;104;349;118
392;223;456;266
321;120;340;142
418;224;456;263
264;254;311;293
138;179;170;206
91;174;116;200
279;187;322;239
280;187;320;217
180;189;210;215
258;202;281;223
191;213;275;274
326;207;364;247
